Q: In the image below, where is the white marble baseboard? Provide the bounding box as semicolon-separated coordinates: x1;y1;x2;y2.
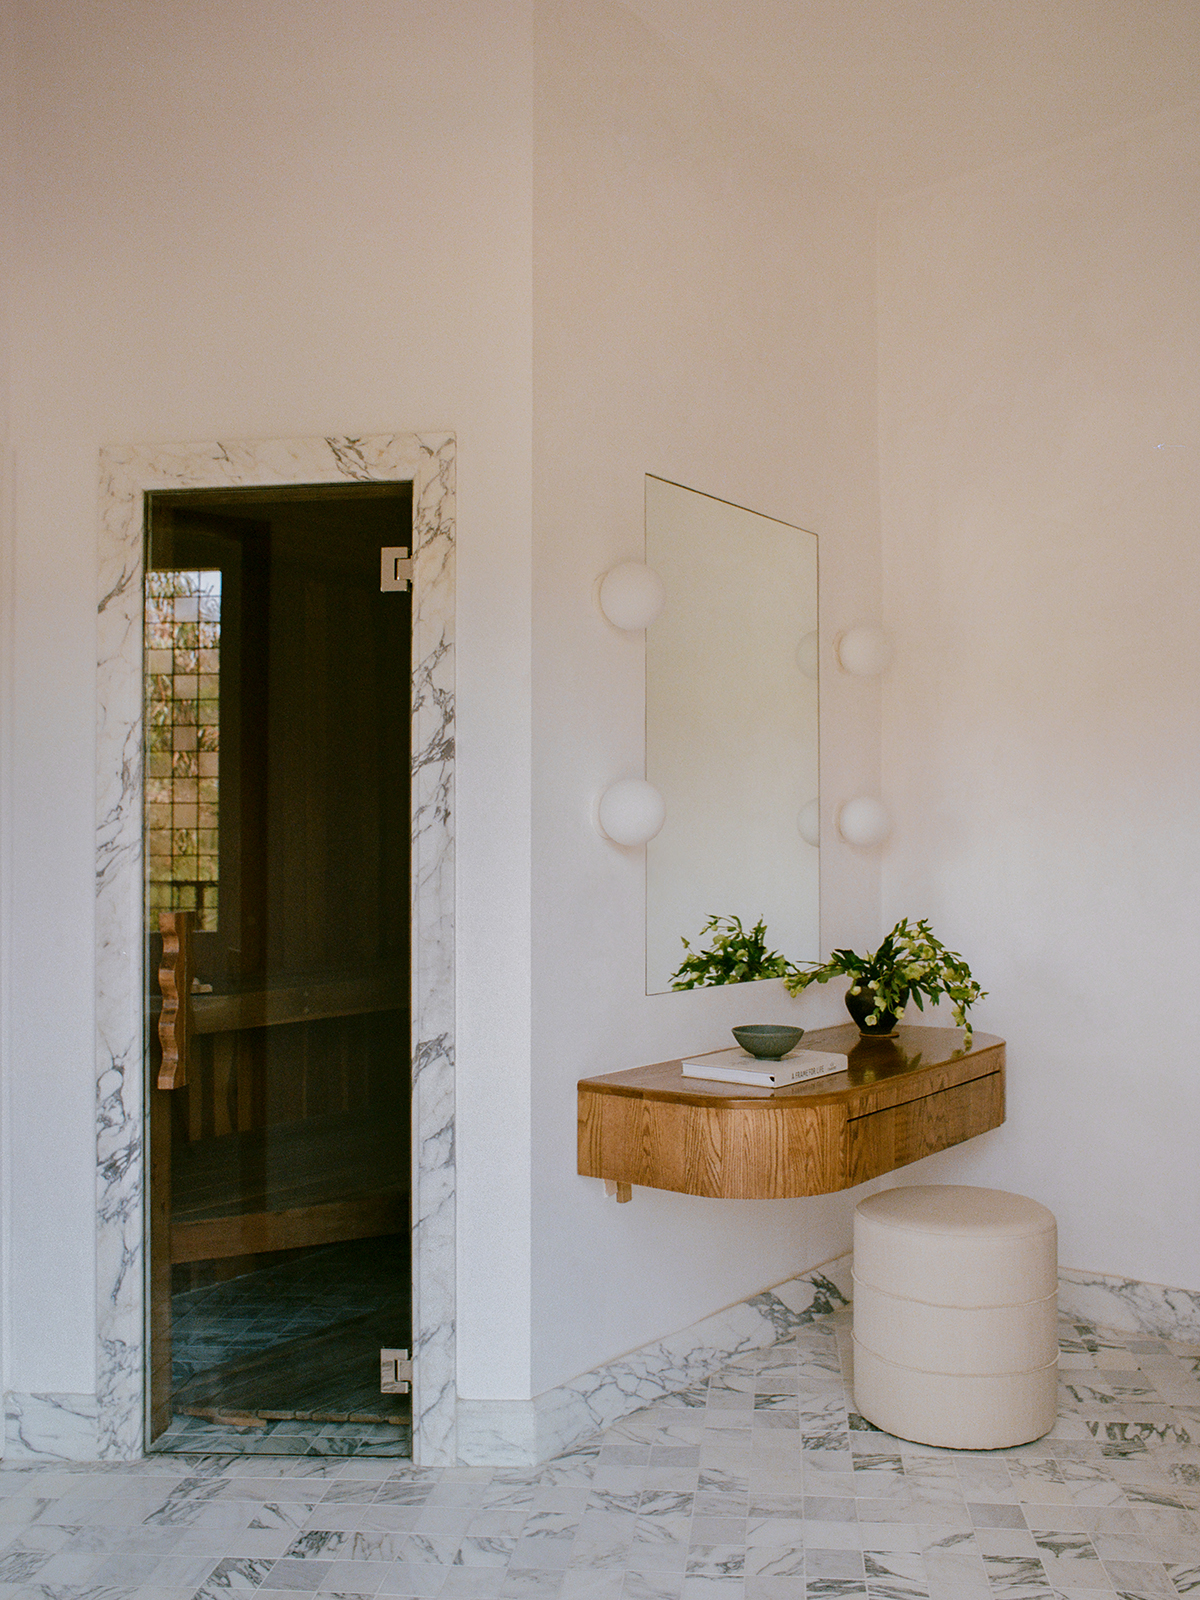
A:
16;1258;1195;1466
455;1400;541;1468
1058;1266;1200;1343
457;1255;853;1467
4;1392;100;1460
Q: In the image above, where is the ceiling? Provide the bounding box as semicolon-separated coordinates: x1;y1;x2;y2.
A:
618;0;1200;195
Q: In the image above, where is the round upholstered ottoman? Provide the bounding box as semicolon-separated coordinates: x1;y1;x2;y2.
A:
853;1185;1058;1449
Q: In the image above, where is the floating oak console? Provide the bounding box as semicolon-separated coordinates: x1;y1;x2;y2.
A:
578;1025;1004;1201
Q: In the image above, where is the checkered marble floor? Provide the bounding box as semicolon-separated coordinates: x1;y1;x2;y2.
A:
2;1305;1199;1600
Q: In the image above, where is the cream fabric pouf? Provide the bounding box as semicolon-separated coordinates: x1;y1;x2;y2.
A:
853;1185;1058;1450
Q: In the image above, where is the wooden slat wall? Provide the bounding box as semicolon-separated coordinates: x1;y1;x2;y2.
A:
171;1195;407;1264
181;1009;406;1143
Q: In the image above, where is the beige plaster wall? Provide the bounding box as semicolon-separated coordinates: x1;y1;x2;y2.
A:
878;101;1200;1289
1;0;888;1424
0;0;535;1404
529;0;883;1395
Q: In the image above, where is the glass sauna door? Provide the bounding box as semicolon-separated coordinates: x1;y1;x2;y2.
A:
145;483;413;1456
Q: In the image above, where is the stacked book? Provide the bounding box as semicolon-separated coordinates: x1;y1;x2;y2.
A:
681;1044;850;1089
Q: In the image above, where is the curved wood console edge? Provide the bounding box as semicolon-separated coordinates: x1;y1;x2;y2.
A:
578;1024;1005;1200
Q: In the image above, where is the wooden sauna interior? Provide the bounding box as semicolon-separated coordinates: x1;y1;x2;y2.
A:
146;483;413;1440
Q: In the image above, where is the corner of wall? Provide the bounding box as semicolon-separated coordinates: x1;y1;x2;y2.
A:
458;1255;852;1466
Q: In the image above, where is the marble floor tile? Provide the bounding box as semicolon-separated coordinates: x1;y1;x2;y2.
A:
1099;1556;1177;1594
13;1310;1200;1599
1028;1531;1109;1588
975;1526;1043;1558
857;1523;926;1554
979;1551;1056;1596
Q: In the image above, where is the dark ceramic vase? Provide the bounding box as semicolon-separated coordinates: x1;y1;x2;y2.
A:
844;983;903;1035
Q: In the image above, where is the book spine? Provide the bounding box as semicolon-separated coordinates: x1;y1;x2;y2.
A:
682;1067;781;1087
681;1053;847;1088
790;1054;847;1078
685;1067;821;1088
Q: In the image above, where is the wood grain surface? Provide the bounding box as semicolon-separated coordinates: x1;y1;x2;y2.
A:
847;1070;1006;1188
170;1193;406;1264
578;1026;1004;1199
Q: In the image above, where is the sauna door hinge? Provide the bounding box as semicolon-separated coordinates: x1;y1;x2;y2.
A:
381;548;412;591
381;1347;413;1394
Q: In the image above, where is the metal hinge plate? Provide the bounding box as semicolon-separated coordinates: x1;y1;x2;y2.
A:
380;1347;413;1394
381;548;413;592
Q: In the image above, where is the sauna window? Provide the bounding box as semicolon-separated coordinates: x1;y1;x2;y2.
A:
145;569;221;932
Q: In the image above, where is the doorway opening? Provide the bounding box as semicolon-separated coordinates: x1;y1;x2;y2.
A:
144;481;414;1456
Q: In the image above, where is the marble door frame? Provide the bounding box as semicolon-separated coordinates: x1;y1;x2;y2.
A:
96;434;456;1463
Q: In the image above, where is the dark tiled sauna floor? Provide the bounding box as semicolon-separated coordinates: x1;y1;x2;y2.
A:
155;1236;411;1458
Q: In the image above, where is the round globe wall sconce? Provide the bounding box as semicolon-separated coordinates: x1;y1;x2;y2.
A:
597;778;666;846
837;796;892;848
837;625;893;676
598;563;665;630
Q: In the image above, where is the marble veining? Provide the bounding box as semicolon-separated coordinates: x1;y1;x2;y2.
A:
0;1304;1199;1598
3;1393;100;1462
1059;1266;1200;1344
93;434;456;1466
458;1258;853;1468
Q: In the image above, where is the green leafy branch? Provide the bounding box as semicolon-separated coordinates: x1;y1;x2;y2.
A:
669;914;794;988
783;916;986;1046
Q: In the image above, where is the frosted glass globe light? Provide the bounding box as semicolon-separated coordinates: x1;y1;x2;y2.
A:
795;630;819;680
598;563;665;630
837;625;893;676
797;798;820;847
838;797;892;848
598;779;666;846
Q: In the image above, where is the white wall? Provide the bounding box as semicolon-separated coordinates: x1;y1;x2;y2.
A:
878;102;1200;1290
0;0;535;1407
19;0;1190;1438
528;0;883;1396
1;0;880;1432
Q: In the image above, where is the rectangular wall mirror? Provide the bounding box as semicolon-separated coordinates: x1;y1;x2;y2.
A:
645;476;819;994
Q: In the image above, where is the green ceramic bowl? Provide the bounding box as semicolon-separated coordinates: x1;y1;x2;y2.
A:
732;1024;804;1061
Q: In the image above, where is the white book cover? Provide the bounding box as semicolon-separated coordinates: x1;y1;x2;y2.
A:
680;1045;849;1089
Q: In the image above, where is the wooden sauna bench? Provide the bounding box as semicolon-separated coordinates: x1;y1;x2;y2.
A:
169;1106;409;1264
578;1024;1005;1200
153;943;410;1266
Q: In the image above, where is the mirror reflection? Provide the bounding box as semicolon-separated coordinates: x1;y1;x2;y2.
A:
644;476;819;994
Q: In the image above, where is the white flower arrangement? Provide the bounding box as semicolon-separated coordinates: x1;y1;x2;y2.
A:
784;917;986;1046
